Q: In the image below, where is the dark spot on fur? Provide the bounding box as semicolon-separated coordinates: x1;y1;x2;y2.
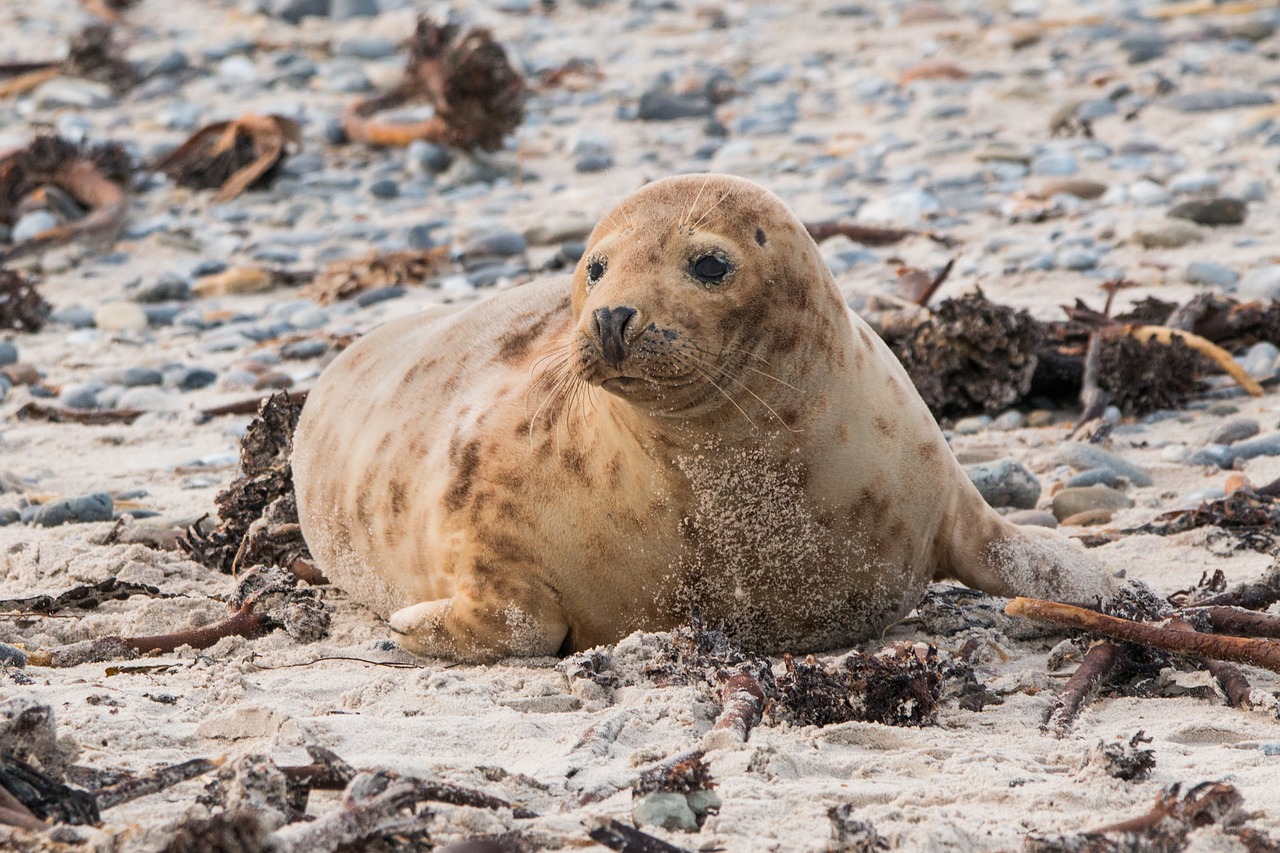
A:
389;478;408;516
858;327;873;348
479;530;534;566
443;440;482;512
442;373;463;395
755;228;766;246
836;423;849;443
497;309;557;363
607;453;623;489
561;446;592;485
918;440;939;460
873;415;895;437
377;432;395;454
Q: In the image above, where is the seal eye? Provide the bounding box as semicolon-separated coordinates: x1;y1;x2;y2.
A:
691;253;730;284
585;255;607;287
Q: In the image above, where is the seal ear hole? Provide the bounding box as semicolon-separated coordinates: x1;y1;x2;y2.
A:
585;254;607;287
755;228;767;246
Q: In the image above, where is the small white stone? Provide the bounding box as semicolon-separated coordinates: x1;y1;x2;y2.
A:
94;302;149;332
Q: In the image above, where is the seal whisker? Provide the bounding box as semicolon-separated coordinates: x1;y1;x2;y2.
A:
682;172;714;228
677;349;802;433
683;342;793;387
668;351;760;432
689;187;733;232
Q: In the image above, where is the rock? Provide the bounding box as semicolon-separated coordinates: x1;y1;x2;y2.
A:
1030;152;1077;176
406;140;453;175
1168;172;1220;195
991;410;1028;430
462;229;527;260
34;492;114;527
218;55;257;83
1228;433;1280;461
1058;248;1099;271
0;641;24;667
33;77;113;109
1006;509;1058;528
1039;179;1107;200
123;367;164;387
1132;220;1202;249
1187;444;1234;468
333;37;397;59
1057;442;1153;486
1165;91;1273;113
1237;266;1280;301
288;308;328;331
0;341;17;366
331;0;379;19
1238;342;1280;381
280;339;328;359
1127;179;1169;206
1208;418;1260;445
1051;486;1134;521
406;224;438;250
966;458;1041;509
1161;444;1190;463
272;0;330;22
576;154;614;173
1064;467;1118;489
1059;508;1118;526
1183;261;1238;288
59;382;104;410
632;792;698;832
858;189;941;226
11;211;58;243
638;90;714;121
567;129;614;159
1119;32;1166;64
172;367;217;391
194;267;273;297
95;302;149;332
954;415;992;435
134;273;193;303
117;386;182;412
368;178;399;199
1168;198;1246;226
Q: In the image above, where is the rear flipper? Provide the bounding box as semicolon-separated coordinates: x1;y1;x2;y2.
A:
389;592;569;663
942;512;1117;604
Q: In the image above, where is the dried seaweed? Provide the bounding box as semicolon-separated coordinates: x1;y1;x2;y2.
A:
62;25;138;93
342;17;525;150
1131;489;1280;553
0;269;51;332
587;818;694;853
305;247;449;304
642;610;775;697
1090;732;1156;782
0;753;99;827
180;392;310;574
0;577;165;613
828;804;890;852
893;289;1044;419
0;135;132;261
766;643;945;728
156;114;301;203
633;752;714;797
1024;782;1273;853
1086;328;1215;416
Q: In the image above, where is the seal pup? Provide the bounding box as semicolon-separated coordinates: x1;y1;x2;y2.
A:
293;174;1112;662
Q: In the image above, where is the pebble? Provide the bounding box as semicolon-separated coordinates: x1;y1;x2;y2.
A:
1183;261;1238;288
1207;418;1261;446
11;211;58;244
172;367;217;391
122;367;164;387
1006;509;1058;528
1126;179;1169;206
406;140;453;175
330;0;378;19
59;382;105;410
368;178;399;199
1030;152;1077;176
1051;486;1135;521
638;90;714;121
218;55;257;83
990;410;1027;431
1187;444;1234;468
463;229;527;260
965;458;1041;509
575;154;614;173
271;0;329;23
34;493;114;527
95;302;150;332
1168;172;1220;195
1120;32;1166;64
1177;487;1225;510
1236;266;1280;301
1238;342;1280;381
632;792;698;832
1165;91;1273;112
954;414;992;435
1133;220;1202;248
280;339;328;359
288;308;329;330
0;342;17;367
1168;198;1246;226
135;273;193;303
333;37;397;60
117;386;182;412
1064;467;1118;489
1161;444;1190;463
33;77;114;109
0;641;27;666
858;189;941;226
1057;441;1153;486
1226;433;1280;461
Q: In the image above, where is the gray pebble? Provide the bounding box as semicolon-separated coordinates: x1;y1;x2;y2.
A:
1237;266;1280;301
117;386;181;411
1187;444;1234;468
34;493;114;527
33;77;113;109
406;140;453;175
1177;488;1225;510
638;90;714;121
172;367;217;391
406;223;438;250
1207;418;1260;445
1165;90;1274;112
991;410;1027;431
355;285;407;307
325;68;371;93
1238;341;1280;381
1064;467;1119;489
288;308;329;330
463;229;527;260
0;507;20;526
633;792;698;833
272;0;330;23
135;273;192;303
280;339;328;359
60;382;105;410
1057;441;1153;486
143;306;183;327
11;211;58;244
1051;486;1135;521
1228;433;1280;461
1031;152;1078;176
333;37;398;59
1058;248;1099;271
575;154;614;173
123;367;163;387
368;178;399;199
965;458;1042;509
322;117;347;145
1184;261;1238;288
51;306;95;328
1120;32;1166;64
954;415;992;435
0;341;17;366
1168;172;1219;195
0;641;27;666
331;0;379;19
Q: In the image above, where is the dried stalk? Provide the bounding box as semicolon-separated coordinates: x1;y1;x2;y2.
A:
1191;606;1280;639
587;817;694;853
1007;597;1280;673
704;672;766;748
0;157;128;262
94;758;221;810
1168;617;1253;709
198;389;309;420
15;401;144;425
0;784;45;832
1127;325;1263;397
1042;641;1120;735
156;114;301;203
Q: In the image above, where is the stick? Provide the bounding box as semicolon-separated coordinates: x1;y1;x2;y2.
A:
1042;641;1120;735
803;220;919;247
1168;617;1253;709
0;158;129;262
198;389;308;419
0;785;45;832
1192;606;1280;639
1127;325;1263;397
703;672;766;749
1007;597;1280;673
94;758;221;810
587;818;694;853
15;401;145;425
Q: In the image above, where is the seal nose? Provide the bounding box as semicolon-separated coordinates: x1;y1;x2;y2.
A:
594;306;637;367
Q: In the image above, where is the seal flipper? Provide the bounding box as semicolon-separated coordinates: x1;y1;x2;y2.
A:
388;595;569;663
937;496;1116;604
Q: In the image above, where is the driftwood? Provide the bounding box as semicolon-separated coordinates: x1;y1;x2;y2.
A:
1042;641;1121;736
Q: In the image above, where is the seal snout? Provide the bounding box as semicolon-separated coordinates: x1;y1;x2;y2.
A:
593;305;637;367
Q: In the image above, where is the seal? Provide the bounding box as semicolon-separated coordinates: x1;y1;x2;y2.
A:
293;173;1112;662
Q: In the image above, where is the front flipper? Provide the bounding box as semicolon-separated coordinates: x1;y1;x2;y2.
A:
388;593;569;663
